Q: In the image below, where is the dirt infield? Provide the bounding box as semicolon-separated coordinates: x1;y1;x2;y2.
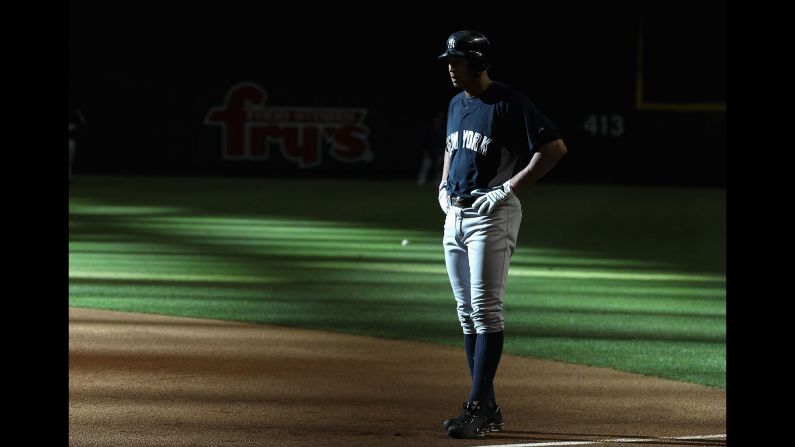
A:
69;308;725;447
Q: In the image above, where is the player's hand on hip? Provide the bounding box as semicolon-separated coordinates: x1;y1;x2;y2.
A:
472;180;514;215
438;180;450;214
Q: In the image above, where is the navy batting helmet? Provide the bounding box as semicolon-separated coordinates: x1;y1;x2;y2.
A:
437;30;491;74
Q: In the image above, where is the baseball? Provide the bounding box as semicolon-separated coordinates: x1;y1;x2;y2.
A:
401;239;410;246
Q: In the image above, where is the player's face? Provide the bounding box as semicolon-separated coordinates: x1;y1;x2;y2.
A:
447;57;473;89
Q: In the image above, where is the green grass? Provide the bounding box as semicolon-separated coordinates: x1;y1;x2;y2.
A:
68;176;726;388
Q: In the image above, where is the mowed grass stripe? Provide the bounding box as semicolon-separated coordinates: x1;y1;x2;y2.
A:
69;176;725;387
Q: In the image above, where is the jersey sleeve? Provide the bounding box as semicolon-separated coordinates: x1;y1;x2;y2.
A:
506;96;561;155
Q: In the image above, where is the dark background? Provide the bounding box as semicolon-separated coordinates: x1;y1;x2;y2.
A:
68;1;726;187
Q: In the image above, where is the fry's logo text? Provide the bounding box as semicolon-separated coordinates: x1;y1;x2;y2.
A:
204;82;372;168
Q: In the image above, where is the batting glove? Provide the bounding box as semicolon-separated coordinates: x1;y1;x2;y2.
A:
438;180;450;214
472;180;514;215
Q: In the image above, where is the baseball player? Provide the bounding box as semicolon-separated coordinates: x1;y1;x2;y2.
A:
416;110;447;186
69;107;86;184
436;30;568;439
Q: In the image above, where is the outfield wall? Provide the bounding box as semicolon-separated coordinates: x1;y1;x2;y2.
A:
68;3;725;187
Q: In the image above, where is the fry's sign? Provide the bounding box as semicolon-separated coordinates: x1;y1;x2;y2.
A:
204;82;372;168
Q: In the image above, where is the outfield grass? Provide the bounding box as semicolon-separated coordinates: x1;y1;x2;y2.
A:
68;176;726;388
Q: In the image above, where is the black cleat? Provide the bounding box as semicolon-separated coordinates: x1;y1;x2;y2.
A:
486;405;503;432
446;401;490;439
444;403;503;432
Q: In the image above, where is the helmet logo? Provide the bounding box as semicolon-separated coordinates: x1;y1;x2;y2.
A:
447;37;457;49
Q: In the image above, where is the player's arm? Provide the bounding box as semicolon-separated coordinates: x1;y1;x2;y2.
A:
509;138;567;192
441;151;451;185
437;151;452;213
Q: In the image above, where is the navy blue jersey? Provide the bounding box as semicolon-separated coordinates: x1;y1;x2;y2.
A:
445;81;561;199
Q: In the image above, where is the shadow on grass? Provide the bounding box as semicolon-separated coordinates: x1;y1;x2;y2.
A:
69;176;726;273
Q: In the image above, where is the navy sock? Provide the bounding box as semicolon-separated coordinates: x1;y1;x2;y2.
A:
486;331;505;409
467;334;487;403
485;383;497;410
464;333;477;377
467;331;504;405
484;330;503;408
